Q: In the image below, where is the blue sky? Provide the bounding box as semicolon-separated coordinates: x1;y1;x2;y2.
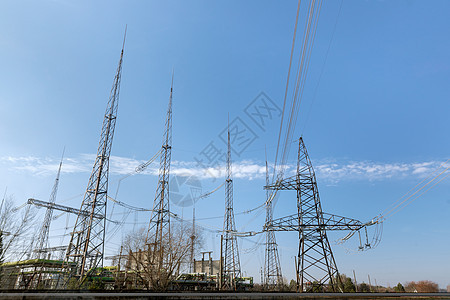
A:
1;0;450;288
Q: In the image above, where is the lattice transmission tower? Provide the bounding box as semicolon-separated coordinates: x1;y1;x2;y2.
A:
265;137;366;292
146;75;173;278
221;125;241;290
263;158;282;289
62;30;126;285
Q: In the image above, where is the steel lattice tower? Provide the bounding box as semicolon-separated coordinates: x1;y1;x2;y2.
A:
189;206;195;273
222;126;241;290
293;138;339;292
263;159;283;289
62;31;126;285
147;76;173;274
27;150;65;289
36;150;64;260
264;137;368;292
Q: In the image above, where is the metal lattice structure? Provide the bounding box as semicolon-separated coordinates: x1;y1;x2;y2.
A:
265;138;365;292
147;76;173;274
221;126;241;290
189;206;196;273
25;151;65;289
62;31;126;285
35;150;64;260
263;159;283;289
28;198;103;219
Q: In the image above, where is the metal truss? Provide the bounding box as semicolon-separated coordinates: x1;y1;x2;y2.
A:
28;198;103;219
61;30;126;286
222;127;241;290
147;75;173;277
264;160;283;289
263;137;365;292
266;212;364;232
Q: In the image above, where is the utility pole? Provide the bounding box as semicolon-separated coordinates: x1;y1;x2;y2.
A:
219;235;223;290
353;270;358;292
222;121;241;290
260;267;263;286
0;188;5;286
146;74;174;286
294;256;299;292
115;245;123;288
62;28;126;287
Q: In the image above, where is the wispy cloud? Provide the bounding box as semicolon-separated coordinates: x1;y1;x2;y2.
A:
314;160;448;184
0;155;89;175
0;154;448;184
169;160;269;180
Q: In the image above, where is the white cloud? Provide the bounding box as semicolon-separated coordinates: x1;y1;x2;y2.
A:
314;160;449;184
0;154;448;184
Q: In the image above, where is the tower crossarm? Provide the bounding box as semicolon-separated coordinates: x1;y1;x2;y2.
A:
28;198;103;219
264;174;313;190
266;212;365;232
33;246;68;253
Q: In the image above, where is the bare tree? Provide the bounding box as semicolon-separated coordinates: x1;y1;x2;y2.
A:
120;220;203;290
0;195;37;288
405;280;439;293
0;195;37;263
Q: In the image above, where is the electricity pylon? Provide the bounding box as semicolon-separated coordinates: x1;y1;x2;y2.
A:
146;75;173;281
263;158;283;289
62;29;126;286
265;137;366;292
222;124;241;290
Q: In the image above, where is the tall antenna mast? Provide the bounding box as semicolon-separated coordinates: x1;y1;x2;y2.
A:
189;206;195;273
26;149;65;289
63;27;126;285
222;118;241;290
147;73;174;286
36;148;65;259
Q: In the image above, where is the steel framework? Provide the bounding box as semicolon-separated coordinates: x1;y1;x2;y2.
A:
146;76;173;277
265;137;364;292
263;159;283;289
35;151;64;259
221;126;241;290
62;31;126;286
26;152;64;289
189;206;196;273
28;198;103;219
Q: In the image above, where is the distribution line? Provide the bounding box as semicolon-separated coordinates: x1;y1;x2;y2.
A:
112;148;162;201
272;0;301;182
378;158;450;220
301;0;343;135
377;160;450;222
382;172;450;222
